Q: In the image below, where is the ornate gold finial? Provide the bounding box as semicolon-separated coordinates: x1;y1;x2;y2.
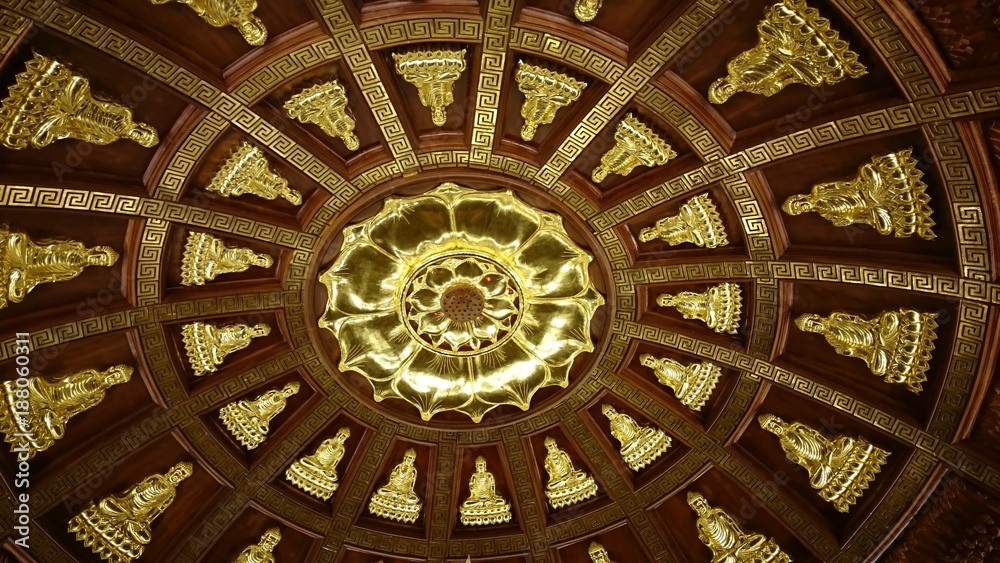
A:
656;283;742;334
232;527;281;563
0;52;158;150
543;436;598;509
206;142;302;205
708;0;867;104
639;354;720;411
0;224;120;310
0;365;132;459
459;456;513;526
592;114;676;183
795;309;938;393
285;427;351;500
574;0;604;22
68;462;193;563
393;49;467;126
284;80;360;150
783;148;935;239
601;405;672;471
514;61;586;141
759;414;888;512
149;0;267;46
220;382;299;449
639;194;729;248
687;491;792;562
369;447;423;523
180;232;273;286
589;542;616;563
181;321;270;376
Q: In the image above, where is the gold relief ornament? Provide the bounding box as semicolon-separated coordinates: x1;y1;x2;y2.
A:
601;405;672;471
656;282;742;334
639;354;721;411
181;321;270;376
393;49;467;126
232;527;281;563
687;491;792;563
782;148;935;240
285;427;350;500
638;194;729;248
369;448;423;523
219;382;299;450
0;52;158;150
574;0;603;22
515;61;586;141
589;542;616;563
68;462;193;563
708;0;866;104
543;436;598;509
0;365;132;459
0;224;120;310
206;142;302;205
795;309;938;393
284;80;360;150
592;114;676;183
459;456;512;526
319;183;604;422
181;231;273;286
759;414;888;513
149;0;267;46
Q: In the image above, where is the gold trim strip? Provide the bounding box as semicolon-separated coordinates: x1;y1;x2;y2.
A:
362;17;483;50
0;7;27;55
637;83;725;161
231;38;340;104
509;26;625;82
152;112;229;201
469;0;515;165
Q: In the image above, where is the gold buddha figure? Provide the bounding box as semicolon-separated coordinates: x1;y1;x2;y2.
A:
515;61;586;141
393;49;467;126
0;52;159;150
639;354;721;412
592;114;676;183
795;308;938;393
68;462;193;563
574;0;603;22
708;0;867;104
180;231;274;286
601;405;672;471
232;527;281;563
285;427;351;500
759;414;888;512
657;282;742;334
782;148;935;240
543;436;598;509
459;456;512;526
0;365;132;459
0;224;119;310
639;194;729;248
369;447;423;523
149;0;267;46
220;382;299;450
284;80;360;150
589;542;616;563
687;491;792;563
206;142;302;205
181;321;270;376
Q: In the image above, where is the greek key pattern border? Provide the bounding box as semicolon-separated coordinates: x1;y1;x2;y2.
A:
362;17;483;50
0;7;26;55
509;26;625;82
135;218;168;306
152;111;228;201
469;0;514;165
636;83;725;161
231;38;340;104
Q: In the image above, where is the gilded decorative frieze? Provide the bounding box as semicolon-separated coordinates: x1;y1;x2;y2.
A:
592;114;676;183
285;80;360;151
393;49;467;126
515;61;586;141
206;142;302;205
639;194;729;248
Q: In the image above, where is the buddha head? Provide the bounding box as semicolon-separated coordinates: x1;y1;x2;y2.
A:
794;314;826;334
758;414;786;436
782;194;814;216
543;436;558;452
588;542;612;563
600;404;617;420
238;16;268;46
638;226;659;243
102;365;134;387
686;491;709;515
252;253;274;268
128;123;159;148
251;324;271;338
655;293;677;308
639;353;657;369
259;527;281;551
167;461;194;484
281;382;300;397
707;77;737;104
403;448;417;465
282;189;303;206
87;246;120;267
334;426;351;443
475;456;487;472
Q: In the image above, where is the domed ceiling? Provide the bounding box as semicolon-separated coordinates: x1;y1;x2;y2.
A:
0;0;998;561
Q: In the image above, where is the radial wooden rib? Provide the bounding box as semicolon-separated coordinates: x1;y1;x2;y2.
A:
151;112;229;201
470;0;514;165
509;26;626;82
637;83;726;161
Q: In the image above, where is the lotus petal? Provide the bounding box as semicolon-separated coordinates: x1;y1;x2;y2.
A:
516;300;594;365
334;311;416;382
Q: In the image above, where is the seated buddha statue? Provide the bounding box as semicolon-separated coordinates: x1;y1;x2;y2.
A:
656;282;742;335
285;427;351;500
759;414;888;512
459;456;512;526
0;52;159;149
150;0;267;46
639;354;721;411
543;436;598;509
602;405;672;471
515;61;586;142
284;80;360;150
783;148;935;240
574;0;603;22
687;491;791;563
592;114;676;183
639;194;729;248
219;382;299;450
393;50;467;126
206;142;302;205
369;448;423;523
68;462;193;563
181;321;271;376
1;224;119;310
232;527;281;563
180;231;274;286
1;365;132;459
707;0;867;104
795;308;938;393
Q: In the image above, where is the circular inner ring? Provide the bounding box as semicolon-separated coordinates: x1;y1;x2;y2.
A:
440;284;485;323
